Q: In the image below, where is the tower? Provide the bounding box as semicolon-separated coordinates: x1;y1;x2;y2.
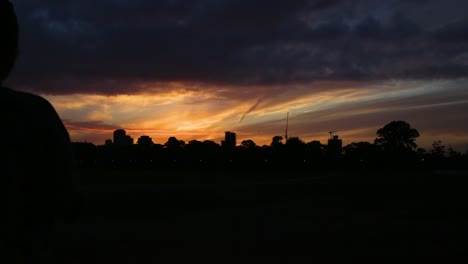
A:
222;131;236;148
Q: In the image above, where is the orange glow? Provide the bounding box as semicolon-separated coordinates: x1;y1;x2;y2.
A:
42;79;468;151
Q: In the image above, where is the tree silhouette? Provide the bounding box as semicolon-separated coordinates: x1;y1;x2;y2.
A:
306;140;324;162
241;139;257;149
431;140;446;157
285;137;306;165
343;142;378;162
164;137;185;150
374;121;420;153
447;147;461;159
271;136;284;146
286;137;305;146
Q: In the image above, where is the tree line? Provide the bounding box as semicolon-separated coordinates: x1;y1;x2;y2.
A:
72;120;468;171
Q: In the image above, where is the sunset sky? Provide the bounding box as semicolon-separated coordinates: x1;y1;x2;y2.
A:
6;0;468;150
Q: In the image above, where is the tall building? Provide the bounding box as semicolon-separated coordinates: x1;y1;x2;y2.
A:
113;129;134;146
222;131;236;148
327;132;342;156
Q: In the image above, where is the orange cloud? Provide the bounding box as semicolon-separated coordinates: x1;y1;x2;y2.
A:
42;79;468;151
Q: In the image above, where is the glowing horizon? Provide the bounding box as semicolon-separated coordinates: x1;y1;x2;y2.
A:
42;79;468;151
8;0;468;152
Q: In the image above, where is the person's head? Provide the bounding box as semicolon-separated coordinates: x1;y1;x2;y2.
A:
0;0;18;83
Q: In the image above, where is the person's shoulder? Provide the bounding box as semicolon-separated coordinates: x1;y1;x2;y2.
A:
12;87;53;106
2;86;71;143
1;86;56;112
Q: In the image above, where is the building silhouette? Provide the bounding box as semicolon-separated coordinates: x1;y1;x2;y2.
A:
113;129;134;146
137;135;154;146
327;131;343;156
222;131;236;148
105;139;113;146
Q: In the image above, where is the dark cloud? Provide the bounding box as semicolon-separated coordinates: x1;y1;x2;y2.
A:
435;18;468;42
5;0;468;95
239;98;262;124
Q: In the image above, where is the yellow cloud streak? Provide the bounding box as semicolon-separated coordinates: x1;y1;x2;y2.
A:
44;90;262;143
42;79;467;150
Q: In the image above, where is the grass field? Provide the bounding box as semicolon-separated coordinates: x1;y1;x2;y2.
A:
49;168;468;261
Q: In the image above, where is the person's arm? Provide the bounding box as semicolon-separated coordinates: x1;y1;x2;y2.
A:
4;89;80;262
28;94;79;222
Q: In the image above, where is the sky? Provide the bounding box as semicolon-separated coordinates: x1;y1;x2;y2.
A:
5;0;468;151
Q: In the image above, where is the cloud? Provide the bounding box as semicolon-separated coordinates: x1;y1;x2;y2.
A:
48;76;468;152
239;98;263;124
63;120;121;132
5;0;467;96
233;79;468;147
435;18;468;43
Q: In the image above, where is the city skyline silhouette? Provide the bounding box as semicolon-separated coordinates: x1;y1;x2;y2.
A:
69;120;468;172
5;0;468;151
3;0;468;261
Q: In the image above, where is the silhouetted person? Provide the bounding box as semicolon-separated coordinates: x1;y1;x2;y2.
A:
1;1;77;262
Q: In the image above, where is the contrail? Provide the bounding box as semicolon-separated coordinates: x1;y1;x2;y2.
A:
239;98;262;124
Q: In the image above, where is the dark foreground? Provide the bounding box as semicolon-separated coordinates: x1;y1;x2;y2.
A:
50;169;468;262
